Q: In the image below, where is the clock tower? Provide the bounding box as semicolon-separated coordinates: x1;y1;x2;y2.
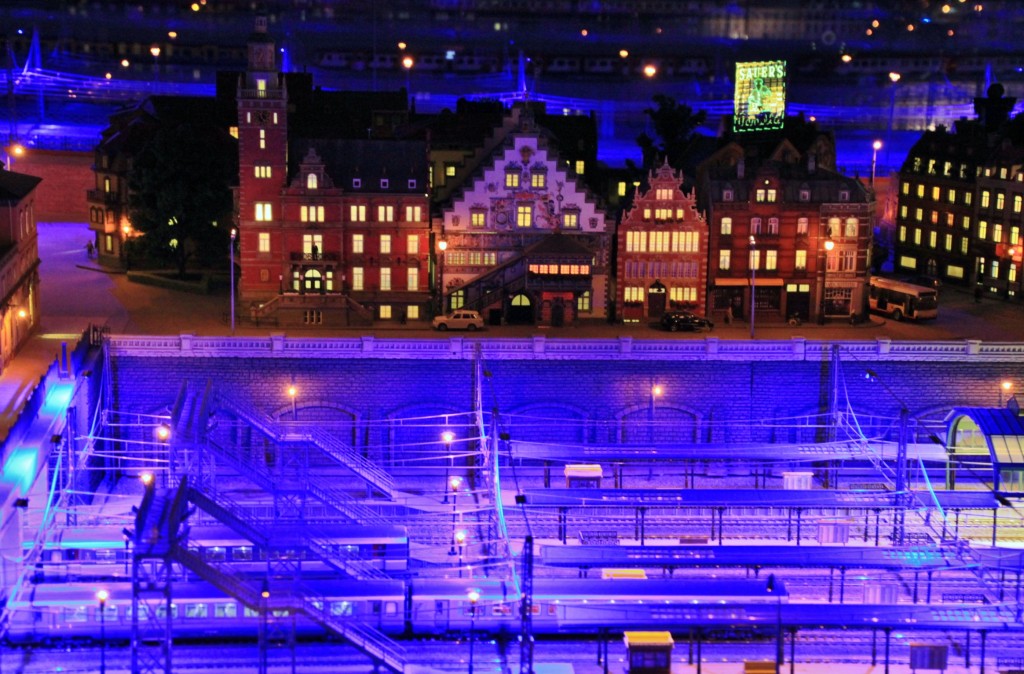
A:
237;14;288;300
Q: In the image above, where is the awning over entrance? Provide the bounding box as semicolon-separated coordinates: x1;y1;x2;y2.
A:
714;278;784;287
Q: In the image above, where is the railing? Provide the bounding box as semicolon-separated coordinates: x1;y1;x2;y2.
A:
305;537;390;581
289;251;341;262
239;88;283;100
85;189;119;205
221;394;395;497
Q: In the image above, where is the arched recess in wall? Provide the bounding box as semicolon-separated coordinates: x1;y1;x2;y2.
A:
615;403;702;445
386;404;474;469
269;400;360;457
502;401;590;446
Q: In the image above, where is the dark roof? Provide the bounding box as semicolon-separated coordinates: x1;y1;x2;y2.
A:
525;233;594;258
290;138;427;192
0;169;42;202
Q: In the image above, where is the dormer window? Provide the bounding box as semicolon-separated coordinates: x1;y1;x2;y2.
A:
352;178;362;189
799;188;810;202
531;171;547;189
306;173;318;190
381;179;389;189
722;188;734;202
408;179;417;189
505;170;520;189
839;189;850;202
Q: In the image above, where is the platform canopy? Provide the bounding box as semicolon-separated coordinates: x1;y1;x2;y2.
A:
946;403;1024;493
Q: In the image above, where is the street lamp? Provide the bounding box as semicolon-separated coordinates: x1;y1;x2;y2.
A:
871;140;882;187
449;476;463;555
886;71;901;169
455;529;467;577
287;383;297;420
229;227;237;335
467;589;480;674
819;236;835;324
749;235;757;339
402;55;414;98
437;239;448;315
96;589;109;674
648;381;663;444
442;431;455;503
1000;381;1013;406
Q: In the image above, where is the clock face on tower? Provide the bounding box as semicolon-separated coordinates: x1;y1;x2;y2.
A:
255;110;270;125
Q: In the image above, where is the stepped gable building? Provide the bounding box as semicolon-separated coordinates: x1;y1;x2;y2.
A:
435;103;612;326
234;16;428;326
616;161;709;323
894;84;1024;299
697;115;874;325
0;169;41;372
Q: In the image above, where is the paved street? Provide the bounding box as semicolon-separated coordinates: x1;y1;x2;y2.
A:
2;221;1022;441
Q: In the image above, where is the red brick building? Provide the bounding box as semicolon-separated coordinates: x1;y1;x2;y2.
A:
698;118;874;325
235;17;430;326
616;161;709;322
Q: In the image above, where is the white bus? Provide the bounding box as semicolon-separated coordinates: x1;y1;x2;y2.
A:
868;276;938;321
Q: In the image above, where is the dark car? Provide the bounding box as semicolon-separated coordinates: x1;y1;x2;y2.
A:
660;311;714;332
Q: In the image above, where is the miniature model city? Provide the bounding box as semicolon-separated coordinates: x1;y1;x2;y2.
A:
3;337;1024;674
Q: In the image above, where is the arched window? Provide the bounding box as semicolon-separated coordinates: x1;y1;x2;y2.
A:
304;268;322;291
511;294;531;307
306;173;318;190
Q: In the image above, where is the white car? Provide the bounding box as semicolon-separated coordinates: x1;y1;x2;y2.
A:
432;310;484;331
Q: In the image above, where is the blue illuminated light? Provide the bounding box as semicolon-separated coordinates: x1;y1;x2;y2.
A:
2;448;38;492
43;383;73;414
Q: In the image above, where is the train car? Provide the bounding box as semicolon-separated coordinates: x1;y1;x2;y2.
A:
6;579;407;644
27;523;409;583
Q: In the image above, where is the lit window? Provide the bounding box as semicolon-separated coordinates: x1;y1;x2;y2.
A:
914;228;922;245
254;165;272;178
931;186;940;201
259;129;265;149
405;205;422;222
997;192;1005;209
945;233;952;251
445;163;456;177
407;267;419;291
765;250;777;270
929;231;937;248
471;211;486;227
994;223;1003;242
755;189;766;203
899;226;907;242
531;173;546;188
578;291;591;313
307;173;318;190
797;217;808;235
845;217;858;238
350;204;367;222
916;184;925;197
352;234;364;254
575;160;585;174
563;211;579;228
258;232;270;253
407;234;419;255
982;190;991;208
300;205;325;222
380;234;392;254
352;267;364;291
749;248;761;270
721;217;732;235
795;250;807;269
1016;195;1023;213
516;204;532;228
379;305;392;319
255;202;273;221
378;205;395;222
380;267;391;291
979;221;988;239
626;231;647;252
408;305;420;320
505;172;520;188
719;249;731;270
767;189;776;202
617;182;627;197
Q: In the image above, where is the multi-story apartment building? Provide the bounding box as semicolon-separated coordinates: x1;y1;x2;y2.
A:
0;169;41;371
436;104;611;325
698;117;874;324
616;161;709;322
894;85;1023;298
234;17;430;326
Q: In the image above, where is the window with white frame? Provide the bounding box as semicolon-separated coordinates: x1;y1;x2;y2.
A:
765;250;777;270
380;267;391;291
795;249;807;269
844;217;858;237
255;202;273;221
750;217;762;234
378;205;395;222
797;217;808;235
721;217;732;235
623;286;644;302
749;248;761;270
306;173;318;190
407;234;419;255
407;267;419;291
505;171;519;188
562;211;579;228
405;205;422;222
380;234;392;254
352;234;364;254
301;205;325;222
255;165;272;178
352;267;364;291
531;172;546;188
626;231;647;252
350;204;367;222
516;204;532;228
767;217;779;234
471;210;486;227
719;249;731;270
303;234;323;257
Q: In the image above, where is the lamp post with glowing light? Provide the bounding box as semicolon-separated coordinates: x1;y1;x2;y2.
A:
287;384;297;420
467;589;480;674
455;529;466;576
819;237;835;324
229;228;237;334
871;140;882;186
648;381;663;444
442;431;455;503
749;236;757;339
886;72;901;169
402;55;414;98
97;589;109;674
1001;381;1013;407
449;476;462;555
150;45;161;80
437;239;448;315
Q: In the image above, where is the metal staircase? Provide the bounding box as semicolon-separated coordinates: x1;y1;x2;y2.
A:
218;393;395;497
445;255;528;314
